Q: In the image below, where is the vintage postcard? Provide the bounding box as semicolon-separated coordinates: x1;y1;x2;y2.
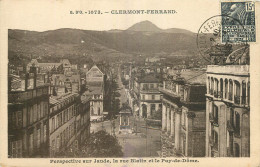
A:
0;0;259;166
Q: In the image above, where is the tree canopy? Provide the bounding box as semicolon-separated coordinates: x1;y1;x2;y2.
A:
83;130;123;157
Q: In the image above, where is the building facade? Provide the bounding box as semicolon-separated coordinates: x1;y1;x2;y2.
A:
133;74;162;118
8;73;49;158
49;92;90;157
85;65;105;121
160;71;206;157
205;45;250;157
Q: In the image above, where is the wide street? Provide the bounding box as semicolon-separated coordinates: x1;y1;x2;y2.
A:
90;66;161;157
91;116;161;157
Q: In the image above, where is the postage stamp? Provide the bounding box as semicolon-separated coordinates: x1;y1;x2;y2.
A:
197;15;248;64
221;1;256;42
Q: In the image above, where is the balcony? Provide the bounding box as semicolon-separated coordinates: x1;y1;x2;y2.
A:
227;120;234;132
159;87;179;98
234;95;240;104
207;65;250;76
234;128;241;138
218;91;223;98
209;113;218;126
209;113;214;123
210;89;214;95
214;91;218;98
140;88;160;93
228;92;233;101
241;96;247;105
224;92;228;99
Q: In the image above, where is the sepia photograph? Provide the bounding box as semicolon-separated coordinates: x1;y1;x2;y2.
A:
1;0;260;166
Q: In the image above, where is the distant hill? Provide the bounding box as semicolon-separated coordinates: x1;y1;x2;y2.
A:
8;20;198;66
126;20;194;35
127;20;162;32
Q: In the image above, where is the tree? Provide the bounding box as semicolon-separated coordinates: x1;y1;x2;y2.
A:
83;130;123;157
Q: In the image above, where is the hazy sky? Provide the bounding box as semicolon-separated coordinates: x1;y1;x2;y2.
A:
1;0;219;32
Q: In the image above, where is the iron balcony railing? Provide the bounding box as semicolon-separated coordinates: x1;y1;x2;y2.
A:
210;89;214;95
214;91;218;98
218;91;223;98
234;95;240;104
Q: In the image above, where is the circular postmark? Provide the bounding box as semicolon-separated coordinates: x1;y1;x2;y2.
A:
197;15;249;64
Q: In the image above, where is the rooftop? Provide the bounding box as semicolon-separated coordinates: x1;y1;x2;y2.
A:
136;74;161;83
207;65;249;76
167;69;206;85
84;87;103;95
50;92;78;105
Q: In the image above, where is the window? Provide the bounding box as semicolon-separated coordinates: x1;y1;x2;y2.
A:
69;125;72;138
11;140;22;158
41;102;44;118
234;143;240;157
235;81;241;104
44;102;48;116
63;130;66;144
229;80;233;101
225;79;228;99
43;125;47;142
184;113;186;127
152;95;155;100
51;139;55;156
220;79;223;97
56;135;60;152
181;113;185;126
52;118;55;132
242;81;246;104
37;103;41;120
98;107;101;115
37;129;41;149
159;104;162;110
13;111;23;128
30;107;33;124
60;132;63;147
212;131;218;150
213;105;218;124
235;112;240;135
91;108;94;115
143;84;148;90
29;133;34;154
33;104;37;122
151;104;156;116
65;110;68;122
150;84;154;89
56;116;59;129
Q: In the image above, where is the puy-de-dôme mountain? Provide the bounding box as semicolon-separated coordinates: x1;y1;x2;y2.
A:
8;20;197;64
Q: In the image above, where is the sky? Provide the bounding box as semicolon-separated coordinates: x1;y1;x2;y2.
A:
0;0;219;32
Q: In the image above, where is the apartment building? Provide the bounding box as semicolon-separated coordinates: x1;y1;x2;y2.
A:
8;70;50;158
49;92;90;157
205;45;250;157
159;69;206;157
